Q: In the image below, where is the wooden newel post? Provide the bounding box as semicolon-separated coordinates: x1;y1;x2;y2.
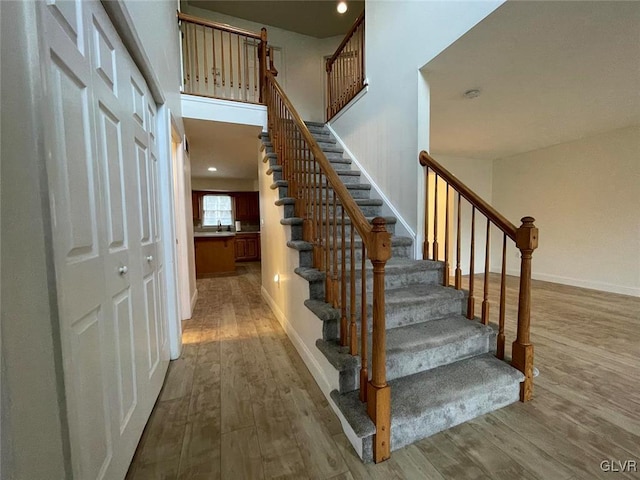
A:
258;27;268;103
512;216;538;402
366;218;392;463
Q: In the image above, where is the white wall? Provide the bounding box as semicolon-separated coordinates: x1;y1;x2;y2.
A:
181;4;341;122
183;152;198;309
1;2;69;478
434;155;495;275
192;177;257;191
331;0;504;239
124;0;184;133
258;150;340;400
491;126;640;297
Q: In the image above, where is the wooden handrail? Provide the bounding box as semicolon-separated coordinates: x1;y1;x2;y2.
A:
177;12;262;39
267;71;376;245
419;150;538;403
265;70;391;462
326;12;366;120
327;11;365;68
419;151;517;240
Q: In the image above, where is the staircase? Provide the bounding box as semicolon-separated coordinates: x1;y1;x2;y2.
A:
261;122;524;463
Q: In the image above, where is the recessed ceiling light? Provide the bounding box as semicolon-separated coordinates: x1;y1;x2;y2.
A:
207;167;217;172
337;1;347;14
463;89;481;99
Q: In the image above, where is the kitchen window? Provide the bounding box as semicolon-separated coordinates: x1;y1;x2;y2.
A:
202;194;233;227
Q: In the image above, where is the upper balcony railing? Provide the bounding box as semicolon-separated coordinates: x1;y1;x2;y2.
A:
178;12;269;104
326;12;365;121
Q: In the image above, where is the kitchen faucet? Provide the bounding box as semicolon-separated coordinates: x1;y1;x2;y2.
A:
217;220;222;232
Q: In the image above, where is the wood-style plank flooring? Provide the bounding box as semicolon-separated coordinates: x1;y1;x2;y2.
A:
127;262;640;479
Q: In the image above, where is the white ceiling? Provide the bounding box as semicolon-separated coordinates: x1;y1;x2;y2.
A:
184;118;262;179
184;0;365;38
426;0;640;161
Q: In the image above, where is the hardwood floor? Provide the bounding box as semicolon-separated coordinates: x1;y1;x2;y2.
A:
127;263;640;479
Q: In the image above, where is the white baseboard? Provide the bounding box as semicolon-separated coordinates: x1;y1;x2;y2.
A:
190;288;198;313
504;269;639;297
325;124;416;247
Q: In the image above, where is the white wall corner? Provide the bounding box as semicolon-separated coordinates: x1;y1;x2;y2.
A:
190;288;198;314
324;124;417;253
327;84;369;124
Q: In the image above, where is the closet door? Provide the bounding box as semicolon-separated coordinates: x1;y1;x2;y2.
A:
40;1;169;478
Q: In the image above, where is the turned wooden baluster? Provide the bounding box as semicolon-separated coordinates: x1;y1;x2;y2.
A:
467;206;476;319
236;34;241;97
497;233;507;360
455;192;462;289
258;28;267;102
203;27;209;89
340;205;348;347
423;167;430;259
349;224;357;356
433;173;439;260
512;217;538;402
443;184;450;286
333;195;340;316
193;24;200;87
325;182;331;304
359;242;368;403
367;218;392;463
481;218;490;325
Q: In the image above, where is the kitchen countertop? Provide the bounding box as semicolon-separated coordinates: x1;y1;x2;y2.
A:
194;232;236;238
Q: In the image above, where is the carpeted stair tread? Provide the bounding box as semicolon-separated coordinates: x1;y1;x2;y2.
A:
304;299;340;321
316;316;494;377
335;354;523;445
385;283;465;308
280;217;303;226
274;197;295;206
389;354;524;422
386;316;493;353
330;390;376;438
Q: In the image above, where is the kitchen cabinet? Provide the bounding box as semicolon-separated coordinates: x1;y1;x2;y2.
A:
192;191;203;222
194;235;236;276
192;190;259;224
234;192;259;223
235;232;261;261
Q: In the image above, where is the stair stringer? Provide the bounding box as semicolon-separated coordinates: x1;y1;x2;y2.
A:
258;138;369;460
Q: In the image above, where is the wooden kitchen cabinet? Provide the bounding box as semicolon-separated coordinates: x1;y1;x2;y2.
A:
234;233;261;261
194;236;236;276
234;192;259;223
192;191;203;222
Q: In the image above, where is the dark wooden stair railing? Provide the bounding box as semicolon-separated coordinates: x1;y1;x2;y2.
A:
178;12;268;104
419;151;538;401
264;70;392;462
326;11;366;121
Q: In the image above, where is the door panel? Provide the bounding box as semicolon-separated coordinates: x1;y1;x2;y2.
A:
41;1;170;478
70;307;113;480
113;288;137;433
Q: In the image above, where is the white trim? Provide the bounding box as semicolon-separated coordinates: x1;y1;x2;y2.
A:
260;286;366;460
327;84;369;124
190;288;199;312
158;107;182;360
181;94;268;129
325;123;417;247
503;269;640;297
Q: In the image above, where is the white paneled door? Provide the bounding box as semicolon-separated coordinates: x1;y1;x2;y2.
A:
40;1;170;478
